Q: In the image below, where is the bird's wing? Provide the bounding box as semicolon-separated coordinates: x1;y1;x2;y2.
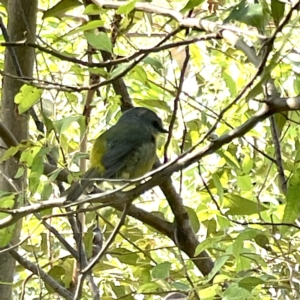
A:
66;167;102;201
101;139;135;178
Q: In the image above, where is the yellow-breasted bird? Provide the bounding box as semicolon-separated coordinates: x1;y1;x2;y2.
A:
66;107;168;201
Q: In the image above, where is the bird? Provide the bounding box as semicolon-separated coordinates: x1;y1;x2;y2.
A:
66;107;168;202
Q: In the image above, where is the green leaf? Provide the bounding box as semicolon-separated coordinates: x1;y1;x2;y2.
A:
223;194;267;215
84;4;104;15
142;57;164;71
43;0;82;19
117;0;137;15
294;76;300;94
212;174;224;203
83;227;94;259
282;172;300;231
29;147;48;193
20;145;41;167
87;68;108;78
237;175;252;191
242;155;253;174
246;82;263;100
218;150;240;171
113;248;139;265
137;282;161;293
238;277;265;291
194;236;225;256
223;283;251;300
274;112;287;137
15;85;43;114
151;262;171;279
171;282;190;291
181;0;205;12
185;206;200;233
271;0;285;27
67;20;105;35
120;226;144;242
84;31;112;52
112;285;127;299
254;233;271;251
53;115;84;134
0;223;15;247
133;266;151;284
223;69;237;96
46;266;65;293
0;194;15;210
207;252;231;282
42;113;55;136
131;66;148;84
61;259;73;288
0;141;34;163
41;183;53;201
0;146;19;163
111;63;130;78
233;229;260;257
198;285;220;299
224;0;267;32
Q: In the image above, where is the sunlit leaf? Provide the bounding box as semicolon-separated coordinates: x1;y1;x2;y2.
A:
223;69;237;97
117;0;137;15
223;283;251;300
282;172;300;232
15;85;43;114
207;252;231;282
237;175;252;191
195;236;226;256
53;115;85;134
181;0;205;12
67;20;105;35
137;282;161;293
0;223;15;247
212;173;224;203
84;31;112;52
242;155;253;174
113;248;139;265
151;262;171;279
43;0;82;19
84;3;104;15
223;194;267;215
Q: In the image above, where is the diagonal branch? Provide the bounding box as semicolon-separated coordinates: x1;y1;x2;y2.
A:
0;97;299;243
9;248;74;300
0;98;299;224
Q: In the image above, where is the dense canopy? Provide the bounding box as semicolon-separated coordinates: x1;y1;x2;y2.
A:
1;0;300;299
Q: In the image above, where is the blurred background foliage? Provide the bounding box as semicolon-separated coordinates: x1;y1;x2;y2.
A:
1;0;300;299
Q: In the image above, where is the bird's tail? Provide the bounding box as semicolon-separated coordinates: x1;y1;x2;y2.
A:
66;168;101;202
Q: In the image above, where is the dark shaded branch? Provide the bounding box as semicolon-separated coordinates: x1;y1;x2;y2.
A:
9;248;74;300
160;179;214;275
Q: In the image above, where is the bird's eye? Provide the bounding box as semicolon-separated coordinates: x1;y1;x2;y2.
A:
152;120;160;129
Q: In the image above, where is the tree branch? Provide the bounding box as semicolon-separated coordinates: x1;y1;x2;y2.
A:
9;248;74;300
0;96;299;223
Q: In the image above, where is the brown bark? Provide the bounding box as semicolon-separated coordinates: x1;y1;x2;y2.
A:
0;1;37;299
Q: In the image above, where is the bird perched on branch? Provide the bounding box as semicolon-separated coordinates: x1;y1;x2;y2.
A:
66;107;168;202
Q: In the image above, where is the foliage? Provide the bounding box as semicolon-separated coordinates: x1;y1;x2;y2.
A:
1;0;300;299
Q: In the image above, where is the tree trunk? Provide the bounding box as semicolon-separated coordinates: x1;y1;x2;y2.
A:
0;1;37;299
